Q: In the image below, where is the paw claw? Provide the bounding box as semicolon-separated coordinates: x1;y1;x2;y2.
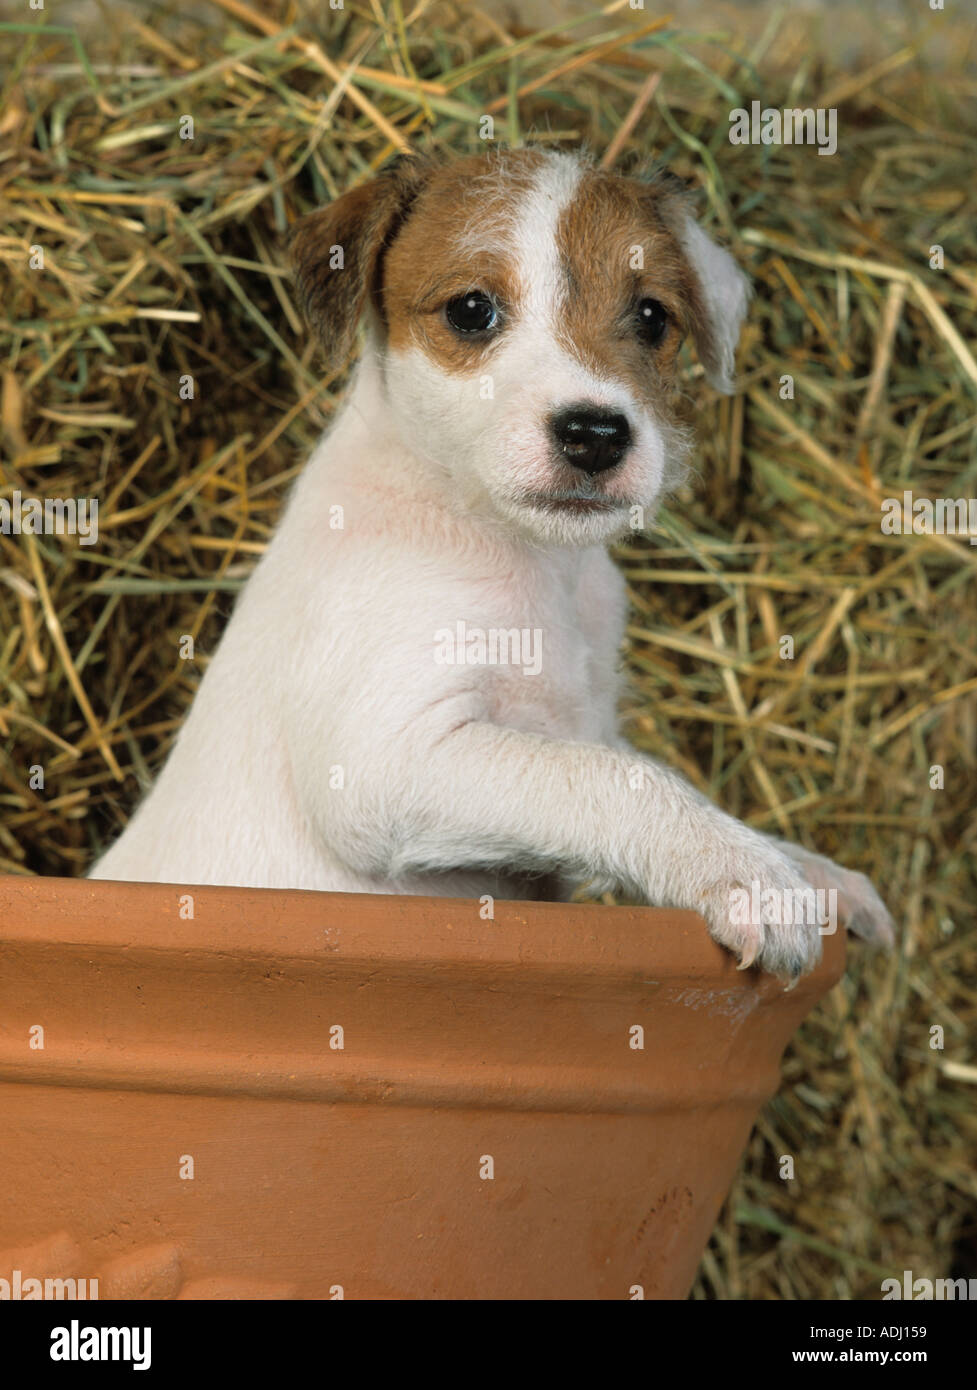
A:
696;835;823;980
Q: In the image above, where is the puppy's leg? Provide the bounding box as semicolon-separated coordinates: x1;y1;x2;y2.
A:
319;721;826;981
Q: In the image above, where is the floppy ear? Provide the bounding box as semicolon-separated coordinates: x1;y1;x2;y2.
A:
654;181;751;394
286;155;435;372
673;213;751;393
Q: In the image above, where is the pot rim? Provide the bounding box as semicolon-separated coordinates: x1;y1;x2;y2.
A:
0;874;845;993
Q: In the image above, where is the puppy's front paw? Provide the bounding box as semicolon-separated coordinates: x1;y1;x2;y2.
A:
773;840;896;949
695;838;824;983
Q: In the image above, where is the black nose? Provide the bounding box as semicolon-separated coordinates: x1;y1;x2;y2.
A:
550;406;632;475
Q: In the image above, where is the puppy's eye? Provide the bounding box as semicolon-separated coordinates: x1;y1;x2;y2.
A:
444;291;498;334
636;297;669;347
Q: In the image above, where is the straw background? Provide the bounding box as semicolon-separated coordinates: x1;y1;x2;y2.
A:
1;0;975;1299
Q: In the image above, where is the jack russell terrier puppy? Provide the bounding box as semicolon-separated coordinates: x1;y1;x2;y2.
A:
91;147;895;980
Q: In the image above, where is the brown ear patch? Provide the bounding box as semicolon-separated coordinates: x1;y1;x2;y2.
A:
286;155;437;373
381;149;542;372
554;166;708;414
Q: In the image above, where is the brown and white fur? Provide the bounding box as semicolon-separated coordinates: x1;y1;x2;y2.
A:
91;148;894;980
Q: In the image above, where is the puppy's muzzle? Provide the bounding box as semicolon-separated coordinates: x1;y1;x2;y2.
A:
550;405;632;476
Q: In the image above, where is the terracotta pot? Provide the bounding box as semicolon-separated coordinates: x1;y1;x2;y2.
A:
0;876;844;1300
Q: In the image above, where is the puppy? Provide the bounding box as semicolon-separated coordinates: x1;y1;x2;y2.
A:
91;147;894;978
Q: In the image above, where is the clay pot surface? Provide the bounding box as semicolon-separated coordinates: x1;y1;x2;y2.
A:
0;875;844;1299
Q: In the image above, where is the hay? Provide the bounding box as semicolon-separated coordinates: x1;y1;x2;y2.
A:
1;0;975;1299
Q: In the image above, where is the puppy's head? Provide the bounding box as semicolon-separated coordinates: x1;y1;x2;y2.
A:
288;148;750;546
